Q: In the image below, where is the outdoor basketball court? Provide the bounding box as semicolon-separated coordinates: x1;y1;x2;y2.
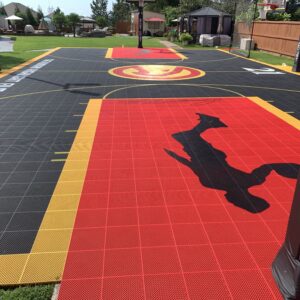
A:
0;47;299;299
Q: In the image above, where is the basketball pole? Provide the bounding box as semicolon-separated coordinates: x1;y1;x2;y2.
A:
138;0;144;48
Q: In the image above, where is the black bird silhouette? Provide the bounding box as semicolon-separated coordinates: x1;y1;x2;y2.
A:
165;113;299;213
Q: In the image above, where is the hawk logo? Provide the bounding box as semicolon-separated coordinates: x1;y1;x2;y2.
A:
109;65;205;81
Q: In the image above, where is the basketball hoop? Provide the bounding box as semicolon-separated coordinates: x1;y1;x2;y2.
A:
125;0;155;48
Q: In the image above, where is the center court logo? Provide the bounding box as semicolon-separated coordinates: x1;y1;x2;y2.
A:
108;65;205;81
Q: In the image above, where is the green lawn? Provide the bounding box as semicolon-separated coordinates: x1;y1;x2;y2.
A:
0;285;54;300
0;35;163;70
249;50;294;66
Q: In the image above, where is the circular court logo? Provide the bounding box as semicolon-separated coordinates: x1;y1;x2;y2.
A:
108;65;205;81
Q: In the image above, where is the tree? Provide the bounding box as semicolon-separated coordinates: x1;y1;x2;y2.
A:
91;0;108;18
52;9;66;32
26;8;38;26
0;1;6;16
15;7;29;30
67;13;80;37
179;0;212;14
96;15;108;27
110;0;131;26
37;5;44;21
164;6;180;26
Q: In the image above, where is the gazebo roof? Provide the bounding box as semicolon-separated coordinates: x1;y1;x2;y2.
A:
184;7;231;17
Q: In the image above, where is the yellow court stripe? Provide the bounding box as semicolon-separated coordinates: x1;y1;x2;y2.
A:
248;97;300;131
0;48;61;79
218;49;300;76
168;47;188;60
105;48;113;58
0;99;102;285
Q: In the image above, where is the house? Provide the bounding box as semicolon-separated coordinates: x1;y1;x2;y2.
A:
3;2;38;18
131;10;165;36
80;17;96;32
179;7;232;41
0;2;38;30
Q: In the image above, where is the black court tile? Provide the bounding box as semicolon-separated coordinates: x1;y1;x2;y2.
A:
25;182;56;197
7;212;44;231
7;172;36;184
0;213;12;231
0;230;38;254
17;196;51;212
0;153;24;162
0;197;22;212
0;184;30;197
15;162;42;172
0;173;9;184
33;171;61;183
0;163;18;172
22;153;48;162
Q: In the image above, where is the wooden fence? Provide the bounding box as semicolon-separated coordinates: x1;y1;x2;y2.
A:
114;21;131;34
236;21;300;57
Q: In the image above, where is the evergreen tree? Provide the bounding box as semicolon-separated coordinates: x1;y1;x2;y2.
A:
67;13;80;37
37;6;44;21
111;0;131;25
26;8;38;26
52;9;66;32
91;0;108;18
0;1;6;16
15;7;29;29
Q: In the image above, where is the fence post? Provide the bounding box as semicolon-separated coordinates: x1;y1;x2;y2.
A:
272;170;300;299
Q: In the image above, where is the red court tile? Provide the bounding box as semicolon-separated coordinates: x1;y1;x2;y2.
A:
142;247;181;274
102;276;145;300
178;245;219;272
58;279;102;300
103;248;142;276
59;97;299;299
108;47;183;60
144;274;188;300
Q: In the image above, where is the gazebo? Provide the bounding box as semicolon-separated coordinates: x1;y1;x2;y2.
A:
179;7;232;41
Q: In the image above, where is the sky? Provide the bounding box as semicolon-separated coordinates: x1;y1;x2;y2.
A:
2;0;114;16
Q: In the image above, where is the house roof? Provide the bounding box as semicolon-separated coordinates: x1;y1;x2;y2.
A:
80;17;96;23
184;7;231;17
4;2;38;19
145;17;165;22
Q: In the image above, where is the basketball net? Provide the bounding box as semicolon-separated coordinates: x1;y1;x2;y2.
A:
139;0;144;7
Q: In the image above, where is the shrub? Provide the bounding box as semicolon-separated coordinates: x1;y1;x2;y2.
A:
10;37;17;41
292;7;300;20
167;29;177;41
179;32;193;43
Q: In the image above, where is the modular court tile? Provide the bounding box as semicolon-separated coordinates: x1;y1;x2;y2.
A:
0;47;299;299
58;97;299;299
106;47;187;60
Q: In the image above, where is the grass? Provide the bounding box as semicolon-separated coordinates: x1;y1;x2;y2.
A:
0;35;163;70
249;50;294;66
0;284;54;300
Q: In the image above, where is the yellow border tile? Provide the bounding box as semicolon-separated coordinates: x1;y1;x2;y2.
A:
248;97;300;131
0;100;102;285
168;47;188;60
105;48;113;58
